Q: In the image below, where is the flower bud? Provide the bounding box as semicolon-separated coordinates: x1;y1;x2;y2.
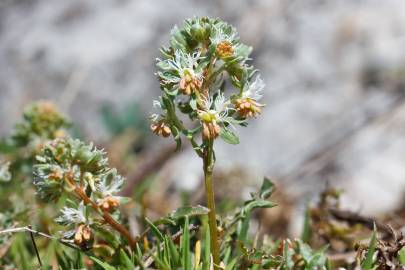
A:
202;122;221;140
48;166;64;181
179;71;203;95
74;224;93;246
150;121;171;137
98;196;120;212
216;41;234;58
234;98;263;118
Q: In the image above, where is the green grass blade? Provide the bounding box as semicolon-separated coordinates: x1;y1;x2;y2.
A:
119;249;135;269
145;217;165;242
301;204;312;243
398;247;405;265
90;256;117;270
203;217;211;270
361;228;377;270
182;216;191;270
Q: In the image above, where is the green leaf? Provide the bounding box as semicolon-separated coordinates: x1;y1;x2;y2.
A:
145;217;165;242
398;247;405;265
259;177;275;199
119;250;135;269
90;256;117;270
283;240;294;269
225;257;239;270
152;254;171;270
307;245;328;269
219;128;239;145
166;236;181;267
155;205;209;226
234;44;253;59
361;227;377;270
301;204;312;243
203;217;211;270
169;205;209;220
237;212;251;243
182;216;191;270
243;199;277;213
172;125;182;151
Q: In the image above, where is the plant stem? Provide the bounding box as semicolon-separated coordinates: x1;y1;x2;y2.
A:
0;226;81;251
66;175;137;248
75;186;137;248
203;139;220;268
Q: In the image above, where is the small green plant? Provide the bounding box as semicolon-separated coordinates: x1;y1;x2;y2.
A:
33;138;135;248
151;16;264;268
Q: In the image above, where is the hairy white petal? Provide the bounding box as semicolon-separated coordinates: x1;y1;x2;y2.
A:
243;76;265;101
55;203;86;225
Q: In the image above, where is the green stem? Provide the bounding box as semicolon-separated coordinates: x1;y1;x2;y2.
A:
203;139;220;268
168;101;203;157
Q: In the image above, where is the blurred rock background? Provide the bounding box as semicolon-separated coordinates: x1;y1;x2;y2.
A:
1;0;405;233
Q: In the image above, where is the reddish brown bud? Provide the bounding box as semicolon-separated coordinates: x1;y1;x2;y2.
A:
202;122;221;140
98;196;120;212
179;73;202;95
150;121;171;137
74;224;93;246
234;98;263;118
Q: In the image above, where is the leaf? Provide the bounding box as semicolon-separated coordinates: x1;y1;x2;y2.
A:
225;257;239;270
219;128;239;145
119;250;135;269
259;177;275;199
237;212;251;244
169;205;209;220
182;216;191;270
283;240;294;269
301;204;312;243
155;205;209;226
296;239;313;261
234;44;253;60
243;199;277;213
203;217;210;270
152;254;170;270
90;256;117;270
361;227;377;270
166;236;181;267
171;125;182;151
307;245;328;269
398;247;405;265
145;217;165;242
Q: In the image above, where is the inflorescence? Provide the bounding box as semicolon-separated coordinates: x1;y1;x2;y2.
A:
33;137;132;248
151;17;265;145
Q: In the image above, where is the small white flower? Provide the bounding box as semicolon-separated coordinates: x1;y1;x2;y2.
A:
153;99;162;109
55;203;86;226
165;50;204;83
0;162;11;182
243;76;265;101
210;25;237;45
199;91;231;124
150;99;164;122
96;169;124;196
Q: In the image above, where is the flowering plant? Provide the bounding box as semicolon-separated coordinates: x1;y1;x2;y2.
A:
0;17;395;270
33;138;135;249
152;17;265;145
151;18;266;266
